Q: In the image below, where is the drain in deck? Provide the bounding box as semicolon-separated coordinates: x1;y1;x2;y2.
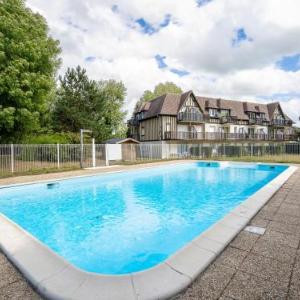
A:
244;225;266;235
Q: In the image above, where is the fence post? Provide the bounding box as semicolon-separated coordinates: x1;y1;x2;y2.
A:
57;143;60;168
11;144;14;174
105;144;109;166
92;139;96;168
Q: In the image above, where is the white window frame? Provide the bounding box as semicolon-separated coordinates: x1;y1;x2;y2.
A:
209;108;218;117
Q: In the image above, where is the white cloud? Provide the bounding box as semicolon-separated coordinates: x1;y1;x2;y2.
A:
27;0;300;125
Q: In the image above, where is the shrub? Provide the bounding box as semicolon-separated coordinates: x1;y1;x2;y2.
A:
22;132;79;144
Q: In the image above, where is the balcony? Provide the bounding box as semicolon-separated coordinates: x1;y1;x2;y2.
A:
177;112;204;123
271;119;292;126
128;118;139;126
248;118;268;126
220;116;238;124
177;113;249;125
164;131;297;141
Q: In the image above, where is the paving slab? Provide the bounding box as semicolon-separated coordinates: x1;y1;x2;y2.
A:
267;220;300;237
261;228;300;249
223;271;288;300
212;247;247;270
249;215;270;228
0;280;42;300
272;212;300;226
174;264;236;300
251;238;297;263
230;231;259;252
0;260;24;289
289;261;300;299
239;252;293;285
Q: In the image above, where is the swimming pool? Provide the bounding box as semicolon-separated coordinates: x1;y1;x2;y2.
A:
0;162;288;275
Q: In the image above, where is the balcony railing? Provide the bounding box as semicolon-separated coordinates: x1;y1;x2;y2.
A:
128;118;139;126
220;116;238;124
271;119;292;126
248;118;268;125
164;131;297;141
177;112;205;123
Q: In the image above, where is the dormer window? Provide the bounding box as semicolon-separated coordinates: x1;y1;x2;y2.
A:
257;113;265;120
219;109;230;117
136;112;144;120
209;108;218;117
249;112;256;119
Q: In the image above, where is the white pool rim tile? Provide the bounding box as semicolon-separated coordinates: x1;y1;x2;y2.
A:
0;162;297;300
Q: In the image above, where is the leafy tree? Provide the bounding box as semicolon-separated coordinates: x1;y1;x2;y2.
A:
0;0;61;142
135;82;182;111
53;66;126;142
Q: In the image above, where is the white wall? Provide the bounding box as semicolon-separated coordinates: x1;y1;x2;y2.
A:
177;124;189;132
254;126;268;134
229;125;248;133
204;123;222;132
194;125;203;132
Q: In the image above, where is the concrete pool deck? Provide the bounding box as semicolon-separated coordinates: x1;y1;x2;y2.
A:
0;161;299;299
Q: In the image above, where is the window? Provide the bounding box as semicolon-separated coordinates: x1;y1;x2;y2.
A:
219;109;229;117
209;109;218;117
166;122;171;132
249;112;256;119
239;127;244;134
140;126;145;136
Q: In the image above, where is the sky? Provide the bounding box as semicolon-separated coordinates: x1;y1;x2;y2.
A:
27;0;300;125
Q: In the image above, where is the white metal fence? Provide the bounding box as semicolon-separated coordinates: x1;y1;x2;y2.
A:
0;144;106;177
0;142;300;176
120;143;300;161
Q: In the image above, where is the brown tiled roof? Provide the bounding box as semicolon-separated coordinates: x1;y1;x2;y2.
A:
195;97;206;114
205;98;219;109
267;102;279;120
135;91;291;122
267;102;294;123
160;93;182;114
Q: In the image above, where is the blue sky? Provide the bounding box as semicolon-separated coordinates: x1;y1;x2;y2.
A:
232;28;253;46
135;14;171;35
155;54;190;76
27;0;300;125
277;54;300;72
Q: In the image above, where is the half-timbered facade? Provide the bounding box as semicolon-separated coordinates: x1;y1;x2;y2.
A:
128;91;295;142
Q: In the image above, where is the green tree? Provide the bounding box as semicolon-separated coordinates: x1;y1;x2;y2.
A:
135;82;182;110
53;66;126;142
0;0;61;142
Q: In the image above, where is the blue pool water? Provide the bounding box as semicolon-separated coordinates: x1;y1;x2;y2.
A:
0;162;287;274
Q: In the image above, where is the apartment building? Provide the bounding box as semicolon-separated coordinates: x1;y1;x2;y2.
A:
128;91;295;142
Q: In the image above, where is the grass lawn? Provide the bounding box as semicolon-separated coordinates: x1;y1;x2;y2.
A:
1;155;299;178
117;155;300;165
0;166;81;179
208;155;300;164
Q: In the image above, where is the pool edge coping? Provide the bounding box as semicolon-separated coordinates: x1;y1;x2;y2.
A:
0;162;297;300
